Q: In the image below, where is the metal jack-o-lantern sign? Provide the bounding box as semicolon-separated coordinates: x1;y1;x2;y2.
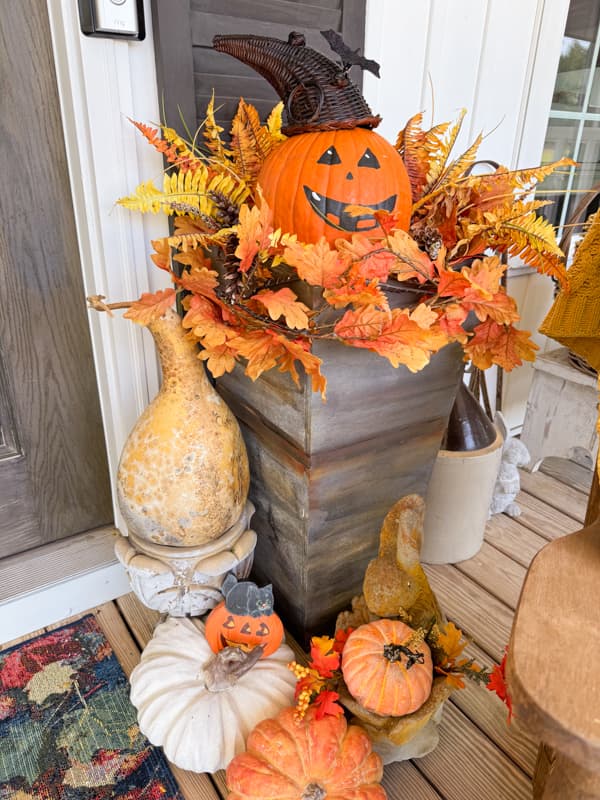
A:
213;31;412;245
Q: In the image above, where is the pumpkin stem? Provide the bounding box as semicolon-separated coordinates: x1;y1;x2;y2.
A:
204;645;264;692
383;643;425;670
302;783;327;800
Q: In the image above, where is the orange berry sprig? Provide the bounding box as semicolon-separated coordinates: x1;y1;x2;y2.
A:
287;631;353;720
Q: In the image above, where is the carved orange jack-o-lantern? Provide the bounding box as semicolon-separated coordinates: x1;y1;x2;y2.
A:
258;128;412;245
205;576;284;658
213;32;414;247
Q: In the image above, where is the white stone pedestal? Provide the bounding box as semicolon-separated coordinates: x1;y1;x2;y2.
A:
115;500;256;616
520;348;598;472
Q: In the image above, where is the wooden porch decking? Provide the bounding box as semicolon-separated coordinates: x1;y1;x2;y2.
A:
4;461;591;800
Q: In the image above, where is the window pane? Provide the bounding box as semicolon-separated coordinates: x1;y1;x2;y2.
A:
551;0;600;111
540;118;578;227
587;48;600;112
570;119;600;200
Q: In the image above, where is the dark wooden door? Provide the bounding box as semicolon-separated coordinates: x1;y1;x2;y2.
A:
152;0;366;133
0;1;113;559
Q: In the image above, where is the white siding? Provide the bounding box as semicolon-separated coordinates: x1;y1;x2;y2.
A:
364;0;570;431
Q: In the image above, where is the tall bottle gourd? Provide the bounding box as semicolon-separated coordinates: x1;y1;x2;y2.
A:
117;309;250;546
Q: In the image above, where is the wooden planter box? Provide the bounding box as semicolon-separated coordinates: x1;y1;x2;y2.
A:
218;340;463;642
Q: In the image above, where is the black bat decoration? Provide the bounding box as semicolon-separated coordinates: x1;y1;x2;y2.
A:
321;29;380;78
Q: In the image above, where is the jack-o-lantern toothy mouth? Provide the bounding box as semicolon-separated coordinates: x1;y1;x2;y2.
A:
220;634;254;652
303;185;397;232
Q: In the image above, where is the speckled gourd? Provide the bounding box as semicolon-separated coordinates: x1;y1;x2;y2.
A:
117;309;250;546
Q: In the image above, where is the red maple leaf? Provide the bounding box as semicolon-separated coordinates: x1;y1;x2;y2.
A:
312;690;344;720
487;652;513;722
333;627;355;654
309;636;340;677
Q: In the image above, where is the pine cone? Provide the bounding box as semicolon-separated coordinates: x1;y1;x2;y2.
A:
411;225;443;260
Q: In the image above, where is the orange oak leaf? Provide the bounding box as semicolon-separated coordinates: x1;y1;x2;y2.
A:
323;279;389;310
123;288;177;325
374;208;408;235
438;303;469;342
182;295;239;349
150;238;171;271
465;320;539;371
462;288;520;325
409;302;439;329
176;264;220;297
334;306;448;372
312;690;344;720
198;343;238;377
462;256;506;298
283;237;348;288
386;229;434;283
277;336;327;398
336;234;396;280
252;288;310;330
309;636;340;678
436;621;468;663
234;200;274;272
228;329;283;379
435;266;471;298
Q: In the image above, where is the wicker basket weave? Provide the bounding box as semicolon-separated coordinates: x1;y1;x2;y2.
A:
213;33;381;134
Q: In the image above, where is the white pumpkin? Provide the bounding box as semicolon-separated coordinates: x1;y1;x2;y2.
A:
129;616;296;773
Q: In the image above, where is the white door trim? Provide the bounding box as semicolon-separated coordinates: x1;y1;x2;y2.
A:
47;0;170;529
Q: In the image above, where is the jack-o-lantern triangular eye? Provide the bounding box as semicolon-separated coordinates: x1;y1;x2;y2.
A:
358;148;380;169
317;146;342;165
223;615;236;629
256;622;270;637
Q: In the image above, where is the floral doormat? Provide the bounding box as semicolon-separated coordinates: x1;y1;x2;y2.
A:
0;615;184;799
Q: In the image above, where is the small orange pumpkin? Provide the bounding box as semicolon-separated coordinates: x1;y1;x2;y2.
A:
258;128;412;245
226;706;386;800
341;618;433;716
205;576;284;658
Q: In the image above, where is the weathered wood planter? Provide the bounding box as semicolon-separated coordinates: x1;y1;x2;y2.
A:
217;341;463;642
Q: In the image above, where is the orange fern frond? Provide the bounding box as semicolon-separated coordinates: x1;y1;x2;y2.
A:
129;119;180;163
230;100;275;183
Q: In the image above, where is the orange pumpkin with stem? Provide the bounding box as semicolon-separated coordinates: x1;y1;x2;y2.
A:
342;618;433;716
226;706;386;800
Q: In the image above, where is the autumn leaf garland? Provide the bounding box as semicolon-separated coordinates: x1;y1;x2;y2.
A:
117;100;572;396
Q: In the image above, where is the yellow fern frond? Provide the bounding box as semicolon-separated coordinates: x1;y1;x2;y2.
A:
508;157;576;190
207;172;251;208
117;180;166;214
230;99;273;183
266;102;287;144
438;131;483;187
494;213;568;286
167;227;234;252
161;167;215;216
203;93;232;161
